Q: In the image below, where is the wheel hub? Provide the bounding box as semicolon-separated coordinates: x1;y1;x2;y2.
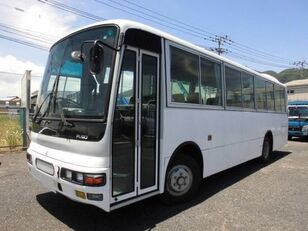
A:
167;165;193;196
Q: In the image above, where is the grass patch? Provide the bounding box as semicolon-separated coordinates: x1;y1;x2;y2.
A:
0;114;23;149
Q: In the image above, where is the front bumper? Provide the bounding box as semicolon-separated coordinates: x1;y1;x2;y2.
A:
27;150;111;212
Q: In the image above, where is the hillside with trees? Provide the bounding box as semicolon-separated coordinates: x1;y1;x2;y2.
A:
263;68;308;83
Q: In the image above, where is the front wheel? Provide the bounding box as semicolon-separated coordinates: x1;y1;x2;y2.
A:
161;155;201;203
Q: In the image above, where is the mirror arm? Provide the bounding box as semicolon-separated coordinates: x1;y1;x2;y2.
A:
94;39;121;52
79;40;120;62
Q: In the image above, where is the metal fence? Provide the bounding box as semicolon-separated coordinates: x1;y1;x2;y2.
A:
0;107;28;150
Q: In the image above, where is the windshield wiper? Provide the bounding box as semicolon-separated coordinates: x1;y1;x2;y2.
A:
56;97;73;127
32;92;52;123
33;74;60;123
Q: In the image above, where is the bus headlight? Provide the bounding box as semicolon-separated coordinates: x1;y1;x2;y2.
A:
302;125;308;132
60;168;106;186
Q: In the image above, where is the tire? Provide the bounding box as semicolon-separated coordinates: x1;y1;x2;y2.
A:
259;136;272;163
161;155;201;204
288;135;292;140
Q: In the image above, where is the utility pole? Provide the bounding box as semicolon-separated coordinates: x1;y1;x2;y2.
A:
207;35;232;55
293;60;307;78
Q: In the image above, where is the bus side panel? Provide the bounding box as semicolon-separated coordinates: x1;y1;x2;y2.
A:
203;138;261;177
273;113;288;150
161;107;287;179
202;110;262;177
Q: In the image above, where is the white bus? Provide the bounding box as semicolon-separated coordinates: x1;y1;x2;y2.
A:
27;20;288;211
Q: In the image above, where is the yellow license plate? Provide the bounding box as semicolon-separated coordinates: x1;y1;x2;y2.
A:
75;190;86;199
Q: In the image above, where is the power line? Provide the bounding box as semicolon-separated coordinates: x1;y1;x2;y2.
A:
32;0;300;70
0;33;49;51
95;0;207;39
0;26;52;45
225;43;292;66
106;0;296;67
104;0;214;39
38;0;209;39
231;41;294;64
122;0;217;37
227;51;294;69
0;22;58;41
37;0;106;21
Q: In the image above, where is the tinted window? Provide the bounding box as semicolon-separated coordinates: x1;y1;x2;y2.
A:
200;58;222;106
280;87;286;112
275;85;283;112
266;82;275;111
289;106;308;117
170;46;200;104
255;78;266;110
242;73;254;109
225;67;242;107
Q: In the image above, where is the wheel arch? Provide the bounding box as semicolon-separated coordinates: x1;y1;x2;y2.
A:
167;141;204;177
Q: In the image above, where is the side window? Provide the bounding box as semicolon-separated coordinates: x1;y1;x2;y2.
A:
275;84;286;112
117;58;135;105
255;78;266;110
225;67;242;107
280;87;286;112
242;73;254;109
200;58;222;106
170;46;200;104
266;82;275;111
274;84;282;111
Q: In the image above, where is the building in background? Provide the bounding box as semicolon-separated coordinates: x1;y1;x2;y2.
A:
286;79;308;102
0;96;21;107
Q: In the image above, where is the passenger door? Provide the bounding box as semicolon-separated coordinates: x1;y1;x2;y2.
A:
111;48;159;203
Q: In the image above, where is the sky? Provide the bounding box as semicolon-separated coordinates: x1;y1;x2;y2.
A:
0;0;307;98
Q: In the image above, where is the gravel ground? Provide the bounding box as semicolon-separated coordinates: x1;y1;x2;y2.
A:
0;140;307;231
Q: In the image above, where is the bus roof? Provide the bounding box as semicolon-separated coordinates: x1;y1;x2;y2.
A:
57;19;284;86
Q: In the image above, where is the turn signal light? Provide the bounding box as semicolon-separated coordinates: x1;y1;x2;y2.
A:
84;175;105;186
60;168;106;187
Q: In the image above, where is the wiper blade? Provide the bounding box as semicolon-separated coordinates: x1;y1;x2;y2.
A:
32;92;52;123
33;74;60;123
56;97;73;127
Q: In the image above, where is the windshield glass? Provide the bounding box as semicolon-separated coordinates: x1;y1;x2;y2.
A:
36;26;118;120
288;106;308;117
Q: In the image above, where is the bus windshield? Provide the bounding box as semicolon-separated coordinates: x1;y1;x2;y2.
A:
35;26;118;121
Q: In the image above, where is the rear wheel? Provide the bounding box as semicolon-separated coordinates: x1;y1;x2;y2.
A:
259;136;272;163
161;155;201;203
288;135;292;140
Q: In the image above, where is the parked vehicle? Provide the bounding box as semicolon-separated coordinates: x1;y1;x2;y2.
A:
27;20;288;212
288;101;308;139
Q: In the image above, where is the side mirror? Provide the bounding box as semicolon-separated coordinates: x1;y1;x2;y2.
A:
89;41;104;75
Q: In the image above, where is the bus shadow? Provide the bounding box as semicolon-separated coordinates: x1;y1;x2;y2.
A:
36;150;291;231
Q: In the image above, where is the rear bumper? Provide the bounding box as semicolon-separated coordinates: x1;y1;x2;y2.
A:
27;150;111;212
